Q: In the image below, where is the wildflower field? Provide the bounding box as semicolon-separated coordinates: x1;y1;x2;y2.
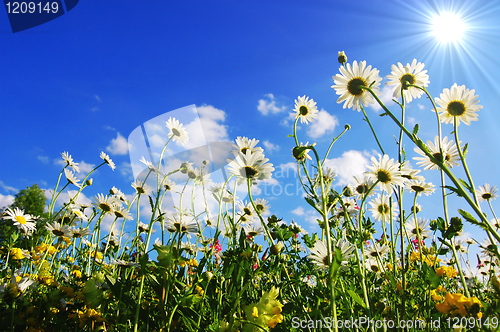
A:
2;53;500;332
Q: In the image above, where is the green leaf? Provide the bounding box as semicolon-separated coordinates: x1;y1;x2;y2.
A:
347;289;367;309
458;209;481;226
443;185;463;197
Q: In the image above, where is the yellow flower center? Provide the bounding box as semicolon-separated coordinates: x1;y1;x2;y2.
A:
15;216;27;224
299;105;309;116
400;73;415;89
171;128;181;137
347;77;368;96
376;170;392;183
447;100;466;116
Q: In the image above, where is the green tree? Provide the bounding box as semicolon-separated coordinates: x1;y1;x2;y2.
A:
10;184;46;216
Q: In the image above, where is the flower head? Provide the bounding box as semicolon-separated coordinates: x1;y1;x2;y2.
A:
368;194;398;221
475;184;498;202
227;150;274;184
292;95;318;124
64;169;81;188
365;154;405;193
332;60;382;111
100;152;116;170
232;136;264;156
4;207;37;235
166;117;189;145
405;218;432;239
61;151;80;172
435;83;482;126
413;136;460;170
386;59;429;102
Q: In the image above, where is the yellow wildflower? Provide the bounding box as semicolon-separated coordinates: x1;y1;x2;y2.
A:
10;248;26;260
435;265;458;278
435;292;482;318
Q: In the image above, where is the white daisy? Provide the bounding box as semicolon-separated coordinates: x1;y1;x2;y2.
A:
292;143;313;163
292;95;319;124
399;161;425;182
435;83;482;126
368;194;398;221
365;242;391;259
139;156;158;173
61;151;80;173
64;168;81;188
405;218;431;239
166;117;189;145
242;222;265;238
351;174;376;198
405;180;436;196
45;221;72;237
413;136;460;170
475;184;498;202
365;154;405;193
253;198;270;216
131;180;153;195
164;212;198;234
386;59;429;102
70;227;92;238
4;207;37;235
93;193;116;213
365;257;385;274
113;206;133;220
227;150;274;184
332;60;382;111
100;151;116;170
231;136;264;156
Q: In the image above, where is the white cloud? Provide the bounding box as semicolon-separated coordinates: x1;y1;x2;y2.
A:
106;132;129;155
324;150;373;186
291;206;305;216
257;94;286;115
307;109;339;139
0;181;18;193
263;140;279;153
417;104;425;110
79;161;95;173
37;155;49;164
0;193;14;208
369;85;395;112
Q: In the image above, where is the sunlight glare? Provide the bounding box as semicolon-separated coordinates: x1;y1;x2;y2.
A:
431;12;466;44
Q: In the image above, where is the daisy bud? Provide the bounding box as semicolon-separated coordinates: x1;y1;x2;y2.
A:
85;178;93;186
338;51;347;65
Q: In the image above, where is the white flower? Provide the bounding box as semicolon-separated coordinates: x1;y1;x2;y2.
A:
475;184;498;202
164;212;198;234
45;221;72;237
365;242;390;259
368;194;398;221
413;136;460;170
405;180;436;196
242;222;265;238
308;236;355;269
100;151;116;170
166;117;189;145
405;218;431;239
386;59;429;102
351;174;376;198
227;150;274;184
292;95;319;124
64;168;81;188
131;180;153;196
4;207;37;235
332;60;382;111
435;83;482;126
365;154;405;193
139;156;158;172
231;137;264;156
61;151;80;173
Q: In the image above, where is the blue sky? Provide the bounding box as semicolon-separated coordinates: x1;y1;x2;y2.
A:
1;0;500;244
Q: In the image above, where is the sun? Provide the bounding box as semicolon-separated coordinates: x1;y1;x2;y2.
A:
431;12;467;44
